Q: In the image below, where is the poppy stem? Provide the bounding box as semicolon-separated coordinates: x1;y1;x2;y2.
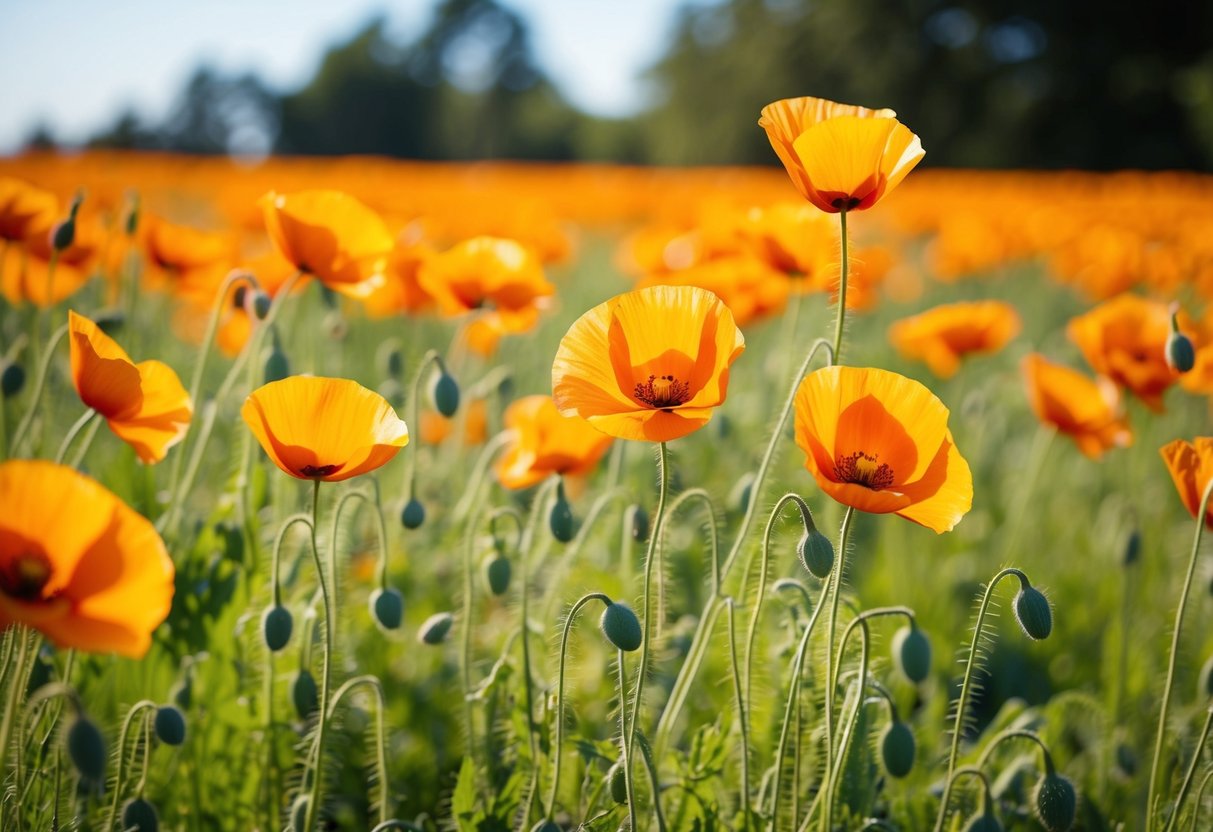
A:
1190;767;1213;832
303;478;332;832
10;322;69;457
832;209;850;361
106;699;158;831
819;505;855;832
724;597;751;831
0;626;35;778
451;430;513;524
54;408;96;465
1148;480;1213;832
617;649;639;832
403;349;443;505
326;675;391;827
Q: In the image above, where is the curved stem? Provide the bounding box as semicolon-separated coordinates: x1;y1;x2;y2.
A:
1190;767;1213;832
303;480;331;832
269;514;315;607
1164;704;1213;832
403;349;443;503
974;728;1053;773
67;413;102;470
819;506;856;830
725;598;751;830
106;699;158;830
636;731;669;832
54;408;96;465
452;430;512;523
329;489;381;635
832;210;849;361
617;650;639;832
326;675;390;827
662;487;723;600
11;322;69;455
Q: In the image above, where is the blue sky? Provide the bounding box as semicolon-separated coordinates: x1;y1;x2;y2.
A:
0;0;701;152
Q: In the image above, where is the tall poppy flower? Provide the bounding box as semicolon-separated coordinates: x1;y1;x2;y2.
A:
259;190;393;298
793;366;972;532
143;215;236;288
1022;353;1131;459
241;376;409;482
0;460;174;657
552;285;745;442
495;395;614;490
1160;438;1213;528
1066;293;1179;411
0;177;58;243
418;236;554;318
758;96;924;213
68;310;192;464
888;300;1022;378
1;217;99;308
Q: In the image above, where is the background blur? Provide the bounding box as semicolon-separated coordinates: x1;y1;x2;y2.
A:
5;0;1213;169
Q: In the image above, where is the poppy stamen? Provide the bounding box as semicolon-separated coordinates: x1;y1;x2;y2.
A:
300;464;342;478
0;552;53;602
834;450;895;490
634;374;692;410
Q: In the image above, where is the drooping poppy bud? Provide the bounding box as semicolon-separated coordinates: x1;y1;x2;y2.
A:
600;602;643;652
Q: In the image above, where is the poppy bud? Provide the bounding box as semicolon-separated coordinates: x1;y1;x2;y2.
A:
1114;741;1137;779
122;797;160;832
1014;585;1053;640
483;554;511;596
608;761;629;804
600;602;643;652
716;413;732;439
1122;528;1140;567
1;361;25;398
729;472;756;514
401;497;426;530
171;676;192;710
1167;312;1196;373
250;290;272;320
262;604;293;652
154;705;187;746
531;822;561;832
124;193;141;237
628;504;650;542
549;489;575;543
233;285;248;309
370;587;404;631
292;670;318;719
879;720;915;778
94;309;126;334
1198;655;1213;699
289;794;311;831
263;348;290;385
891;624;932;684
431;370;460;417
419;611;454;645
797;529;834;580
380;344;404;379
378;378;405;409
962;810;1003;832
1033;771;1078;832
66;715;107;783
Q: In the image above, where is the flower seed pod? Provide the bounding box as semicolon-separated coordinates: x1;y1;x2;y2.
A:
600;602;643;652
263;348;290;385
262;604;293;652
401;497;426;530
292;670;319;720
250;290;272;320
483;554;511;596
122;797;160;832
628;504;650;543
1;360;25;398
419;611;454;645
431;370;460;417
891;624;932;684
154;705;187;746
1166;330;1196;374
1200;655;1213;699
1033;771;1078;832
66;715;107;784
608;761;629;804
797;529;834;580
878;720;915;778
370;587;405;631
289;794;311;831
1014;586;1053;640
530;822;561;832
124;193;141;237
1121;528;1141;567
549;491;575;543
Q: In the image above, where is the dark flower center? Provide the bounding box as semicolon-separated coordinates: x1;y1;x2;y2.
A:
300;464;341;478
834;451;895;490
831;196;862;211
0;552;53;602
634;374;692;410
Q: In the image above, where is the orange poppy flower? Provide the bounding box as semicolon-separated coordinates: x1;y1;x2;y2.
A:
0;177;58;242
1021;353;1132;459
552;285;745;442
738;202;836;289
0;460;174;657
418;236;554;318
143;215;235;284
793;366;972;533
1066;293;1181;411
1;217;100;308
361;241;436;318
1160;438;1213;528
758;96;924;213
888;300;1022;378
637;255;789;328
241;376;409;482
260;190;393;298
494;395;614;490
463;307;541;358
420;397;489;446
68;310;193;464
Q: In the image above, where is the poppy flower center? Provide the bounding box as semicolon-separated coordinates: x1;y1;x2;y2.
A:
634;374;692;410
300;464;342;478
0;551;53;602
834;451;895;490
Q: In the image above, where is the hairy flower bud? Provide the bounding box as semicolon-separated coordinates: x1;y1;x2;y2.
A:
419;611;454;645
122;797;159;832
891;624;932;684
1014;585;1053;640
153;705;187;746
401;497;426;530
1034;771;1078;832
797;529;834;580
879;719;916;778
431;370;460;417
67;715;107;783
262;604;293;652
608;761;629;804
370;587;405;631
483;554;511;596
292;670;318;719
600;602;643;652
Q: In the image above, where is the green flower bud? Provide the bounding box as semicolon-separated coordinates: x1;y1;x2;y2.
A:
401;498;426;530
153;705;187;746
729;472;756;514
378;378;405;409
66;715;107;783
122;797;160;831
1;361;25;398
262;604;293;652
549;492;575;543
292;670;318;719
370;587;405;631
94;308;126;334
1200;655;1213;699
431;371;460;417
124;194;141;237
629;504;650;543
263;348;290;384
608;761;629;804
1167;331;1196;373
250;290;272;320
290;794;311;831
171;676;192;710
797;529;834;580
483;554;512;596
1034;771;1078;832
419;611;454;645
530;822;561;832
1014;586;1053;640
380;343;404;378
1114;741;1137;779
962;810;1003;832
1122;528;1141;567
879;720;916;778
600;602;643;652
891;624;932;684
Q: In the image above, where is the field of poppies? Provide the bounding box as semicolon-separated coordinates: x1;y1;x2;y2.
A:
1;98;1212;832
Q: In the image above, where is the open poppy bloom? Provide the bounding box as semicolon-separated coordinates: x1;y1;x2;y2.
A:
69;310;192;463
888;300;1022;378
143;215;236;288
260;190;393;298
242;376;409;482
0;460;174;657
1;217;100;308
552;285;745;442
1022;353;1131;459
1066;293;1179;411
636;255;789;328
418;236;554;318
495;395;614;490
758;96;924;213
1160;437;1213;528
0;177;58;243
793;366;972;532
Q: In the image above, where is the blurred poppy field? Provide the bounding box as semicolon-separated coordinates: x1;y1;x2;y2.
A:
2;95;1213;832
